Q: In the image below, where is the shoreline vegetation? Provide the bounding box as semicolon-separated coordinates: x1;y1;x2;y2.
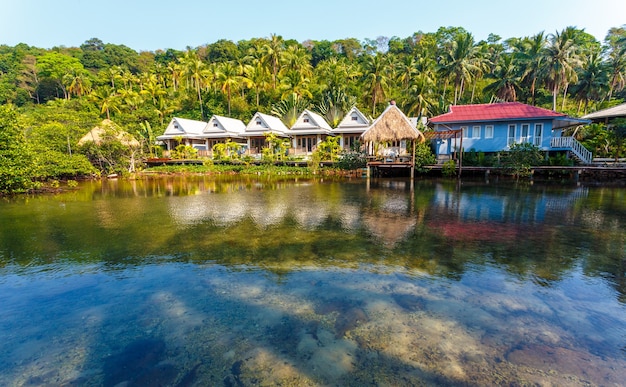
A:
2;26;626;194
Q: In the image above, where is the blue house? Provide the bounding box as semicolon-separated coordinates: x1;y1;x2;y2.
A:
428;102;592;163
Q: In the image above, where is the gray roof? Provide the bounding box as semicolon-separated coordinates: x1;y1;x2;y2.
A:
583;103;626;121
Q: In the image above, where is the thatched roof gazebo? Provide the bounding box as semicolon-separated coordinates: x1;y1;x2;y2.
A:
78;119;140;147
361;102;424;176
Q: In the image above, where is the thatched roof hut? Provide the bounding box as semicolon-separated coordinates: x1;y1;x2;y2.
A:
78;119;140;147
361;102;424;143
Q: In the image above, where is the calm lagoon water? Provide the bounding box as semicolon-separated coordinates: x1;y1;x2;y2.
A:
0;176;625;386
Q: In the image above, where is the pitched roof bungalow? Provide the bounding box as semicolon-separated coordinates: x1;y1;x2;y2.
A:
157;117;207;151
333;106;370;150
428;102;592;163
241;112;290;155
288;109;332;155
201;115;246;149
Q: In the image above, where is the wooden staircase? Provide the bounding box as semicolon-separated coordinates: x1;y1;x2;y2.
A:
550;137;593;164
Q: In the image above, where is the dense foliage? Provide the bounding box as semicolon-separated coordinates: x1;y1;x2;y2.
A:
1;26;625;192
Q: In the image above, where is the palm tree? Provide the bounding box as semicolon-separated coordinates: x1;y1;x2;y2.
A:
90;86;120;120
605;27;626;101
571;51;609;114
216;61;251;115
271;93;309;127
438;31;479;104
261;34;285;90
513;32;546;105
484;54;520;102
362;53;393;115
245;61;271;108
544;27;582;111
313;88;356;127
180;50;210;118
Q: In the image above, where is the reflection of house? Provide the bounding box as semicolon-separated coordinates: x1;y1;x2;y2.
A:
429;102;592;163
332;106;370;151
430;183;589;223
241;112;290;156
288;109;332;155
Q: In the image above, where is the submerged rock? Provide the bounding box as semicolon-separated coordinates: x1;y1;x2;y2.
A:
102;338;178;387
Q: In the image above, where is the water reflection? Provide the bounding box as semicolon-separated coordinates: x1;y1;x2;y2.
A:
0;176;624;385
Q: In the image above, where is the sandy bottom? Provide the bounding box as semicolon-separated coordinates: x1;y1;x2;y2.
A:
1;263;625;386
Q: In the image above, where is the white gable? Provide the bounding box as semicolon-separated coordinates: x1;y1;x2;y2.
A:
163;117;206;136
337;107;370;128
244;112;289;135
203;115;245;137
290;109;332;134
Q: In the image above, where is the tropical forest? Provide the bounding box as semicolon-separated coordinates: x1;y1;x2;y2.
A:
1;26;625;193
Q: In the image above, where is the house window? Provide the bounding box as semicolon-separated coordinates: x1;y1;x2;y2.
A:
472;126;480;138
521;124;531;143
303;118;310;123
485;125;494;139
256;120;262;125
534;123;543;146
508;124;516;146
461;126;469;138
174;124;179;129
213;123;218;127
351;115;358;121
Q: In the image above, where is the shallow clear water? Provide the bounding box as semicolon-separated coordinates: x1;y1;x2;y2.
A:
0;176;624;386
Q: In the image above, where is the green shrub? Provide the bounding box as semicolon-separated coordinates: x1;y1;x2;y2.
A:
336;150;367;170
442;160;457;176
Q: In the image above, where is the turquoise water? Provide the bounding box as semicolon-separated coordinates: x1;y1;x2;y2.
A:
0;176;624;385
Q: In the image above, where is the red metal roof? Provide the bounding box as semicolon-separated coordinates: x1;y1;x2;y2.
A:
429;102;566;124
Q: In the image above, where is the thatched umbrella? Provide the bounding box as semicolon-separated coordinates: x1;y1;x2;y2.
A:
361;102;424;175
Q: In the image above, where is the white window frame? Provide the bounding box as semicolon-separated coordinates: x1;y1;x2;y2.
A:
485;125;494;139
472;126;481;138
534;123;543;146
507;124;516;146
521;123;531;143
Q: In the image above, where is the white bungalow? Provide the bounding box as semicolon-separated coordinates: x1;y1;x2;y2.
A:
332;106;370;151
157;117;207;153
241;112;290;156
288;109;332;155
199;115;247;154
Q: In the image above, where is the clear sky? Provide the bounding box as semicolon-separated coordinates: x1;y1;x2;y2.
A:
1;0;624;52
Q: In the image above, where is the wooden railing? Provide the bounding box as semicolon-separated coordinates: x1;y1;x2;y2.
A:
550;137;593;164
